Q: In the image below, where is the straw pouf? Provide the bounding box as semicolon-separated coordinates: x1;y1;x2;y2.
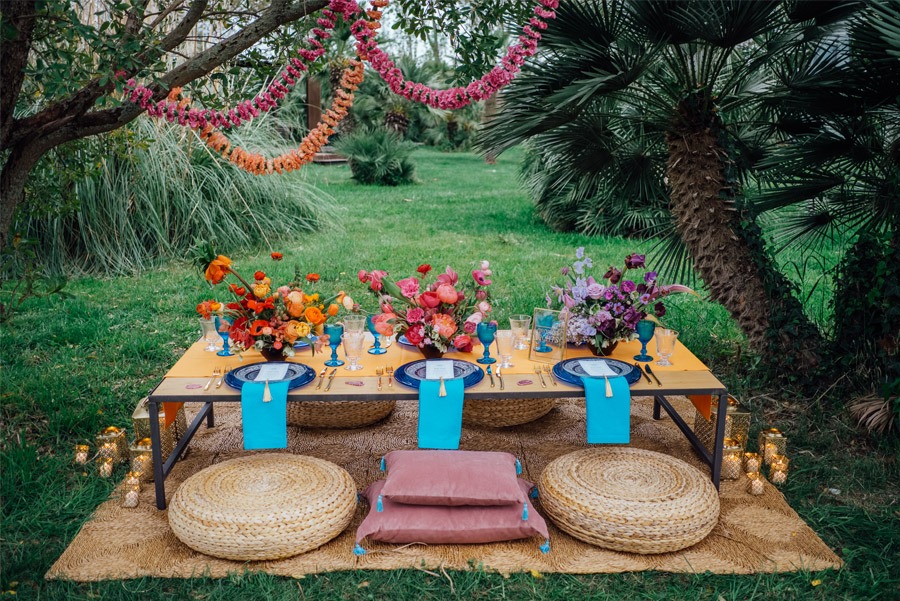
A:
168;454;357;561
539;448;719;554
287;400;395;428
463;397;555;427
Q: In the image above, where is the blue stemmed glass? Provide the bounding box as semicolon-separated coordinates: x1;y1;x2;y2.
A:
324;322;345;367
476;322;497;364
366;315;387;355
634;319;656;362
214;316;233;357
535;314;554;353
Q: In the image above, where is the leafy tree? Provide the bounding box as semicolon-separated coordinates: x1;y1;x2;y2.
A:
478;0;864;366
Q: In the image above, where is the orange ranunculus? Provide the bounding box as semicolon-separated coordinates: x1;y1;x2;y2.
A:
285;290;305;318
271;252;283;261
252;277;271;299
430;313;458;339
283;320;311;344
303;293;319;304
210;301;222;312
327;303;339;317
228;283;246;296
306;273;320;283
304;306;326;326
248;319;270;337
254;270;266;281
205;255;232;284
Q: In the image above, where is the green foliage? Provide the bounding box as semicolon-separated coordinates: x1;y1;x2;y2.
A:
17;118;334;275
0;236;70;323
335;127;417;186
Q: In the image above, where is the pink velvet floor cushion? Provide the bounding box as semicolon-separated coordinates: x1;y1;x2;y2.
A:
380;449;525;506
356;479;549;548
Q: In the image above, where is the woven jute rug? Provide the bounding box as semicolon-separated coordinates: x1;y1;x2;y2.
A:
46;396;842;581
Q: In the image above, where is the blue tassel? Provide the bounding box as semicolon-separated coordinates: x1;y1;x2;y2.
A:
539;539;551;554
522;501;529;521
356;492;363;503
515;458;522;475
380;456;386;471
353;544;367;556
376;494;383;512
529;486;539;500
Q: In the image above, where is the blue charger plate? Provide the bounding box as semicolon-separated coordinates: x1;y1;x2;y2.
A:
552;357;641;387
397;335;414;347
394;359;484;390
224;361;317;391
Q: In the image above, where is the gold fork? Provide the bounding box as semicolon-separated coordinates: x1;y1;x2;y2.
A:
543;364;557;386
204;368;220;391
375;367;383;391
385;366;394;387
215;368;230;388
534;365;546;388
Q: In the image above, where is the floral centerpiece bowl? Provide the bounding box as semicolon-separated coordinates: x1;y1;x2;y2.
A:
547;248;695;356
201;252;355;360
359;261;495;359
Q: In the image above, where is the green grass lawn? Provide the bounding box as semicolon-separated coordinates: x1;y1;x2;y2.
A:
1;148;897;600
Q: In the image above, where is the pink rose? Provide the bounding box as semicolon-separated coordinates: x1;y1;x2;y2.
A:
476;289;487;300
396;277;420;298
430;313;458;338
406;307;425;323
453;335;473;352
477;301;491;314
405;324;425;345
463;320;477;334
436;284;458;304
466;312;483;326
418;291;441;308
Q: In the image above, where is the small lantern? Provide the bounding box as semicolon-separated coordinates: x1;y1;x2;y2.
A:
747;472;765;495
693;396;751;451
743;452;761;473
74;444;90;465
721;438;743;480
129;438;154;481
758;428;787;464
770;454;790;485
98;457;114;478
131;398;179;459
95;426;127;463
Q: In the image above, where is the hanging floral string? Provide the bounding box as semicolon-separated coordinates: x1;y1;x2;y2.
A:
350;0;558;110
122;0;362;131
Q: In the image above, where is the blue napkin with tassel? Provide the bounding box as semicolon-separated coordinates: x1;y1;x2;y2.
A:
582;375;631;444
241;380;289;450
417;378;465;449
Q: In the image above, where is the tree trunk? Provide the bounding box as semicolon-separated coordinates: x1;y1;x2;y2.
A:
0;141;45;248
665;111;823;367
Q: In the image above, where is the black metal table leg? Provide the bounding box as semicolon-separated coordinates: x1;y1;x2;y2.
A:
711;392;728;490
148;400;167;509
653;397;662;420
206;402;215;428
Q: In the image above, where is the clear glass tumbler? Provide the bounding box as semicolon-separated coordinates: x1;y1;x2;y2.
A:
200;318;219;352
495;330;515;368
509;314;532;351
342;314;367;334
342;332;365;371
655;328;679;366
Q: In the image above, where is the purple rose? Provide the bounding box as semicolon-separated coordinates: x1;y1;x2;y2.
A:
586;283;604;299
621;280;636;294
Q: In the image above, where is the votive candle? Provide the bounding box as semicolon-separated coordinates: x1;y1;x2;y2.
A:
743;452;761;473
98;457;114;478
747;472;764;495
122;481;141;508
770;455;789;485
74;444;89;465
124;471;142;488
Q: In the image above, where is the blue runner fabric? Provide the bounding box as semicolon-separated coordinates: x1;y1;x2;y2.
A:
240;380;289;450
417;378;465;450
581;375;631;444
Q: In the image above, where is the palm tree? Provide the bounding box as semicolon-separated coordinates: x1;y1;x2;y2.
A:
479;0;861;364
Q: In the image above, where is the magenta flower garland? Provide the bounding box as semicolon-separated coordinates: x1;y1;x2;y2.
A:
351;0;559;110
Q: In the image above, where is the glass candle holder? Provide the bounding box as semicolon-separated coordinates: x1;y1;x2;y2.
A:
95;426;127;463
743;452;761;473
98;457;114;478
130;437;154;481
74;444;90;465
98;442;117;460
122;481;141;508
747;472;765;495
770;455;790;485
758;428;787;464
693;396;750;452
721;438;743;480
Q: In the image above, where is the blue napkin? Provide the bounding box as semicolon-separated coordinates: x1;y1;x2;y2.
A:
581;375;631;444
241;380;289;450
417;378;465;449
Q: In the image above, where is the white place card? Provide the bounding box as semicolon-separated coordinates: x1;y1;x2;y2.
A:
579;360;617;377
254;363;290;382
425;359;455;380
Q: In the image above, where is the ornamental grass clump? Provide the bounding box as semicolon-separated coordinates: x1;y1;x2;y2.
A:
335;127;416;186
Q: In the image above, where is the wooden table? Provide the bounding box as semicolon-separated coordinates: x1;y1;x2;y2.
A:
147;336;729;509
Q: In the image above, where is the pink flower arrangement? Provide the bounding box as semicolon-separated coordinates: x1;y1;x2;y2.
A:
359;261;495;353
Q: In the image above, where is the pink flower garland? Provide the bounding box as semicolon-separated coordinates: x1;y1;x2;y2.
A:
122;0;361;130
350;0;558;110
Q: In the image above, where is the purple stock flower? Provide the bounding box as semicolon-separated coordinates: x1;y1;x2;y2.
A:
573;261;585;275
575;247;585;259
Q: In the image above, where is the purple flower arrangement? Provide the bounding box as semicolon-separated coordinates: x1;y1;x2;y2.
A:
548;248;694;350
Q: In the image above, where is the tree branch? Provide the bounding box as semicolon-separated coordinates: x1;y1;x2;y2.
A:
0;0;38;149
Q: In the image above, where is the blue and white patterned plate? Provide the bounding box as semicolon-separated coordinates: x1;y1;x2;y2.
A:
394;359;484;389
224;361;317;391
552;358;641;387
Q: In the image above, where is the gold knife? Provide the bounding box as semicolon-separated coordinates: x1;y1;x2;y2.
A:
315;366;328;390
324;368;337;392
496;367;504;390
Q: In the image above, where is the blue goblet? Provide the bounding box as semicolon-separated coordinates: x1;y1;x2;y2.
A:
366;315;387;355
476;322;497;364
214;316;233;357
324;322;345;367
634;319;656;362
535;314;554;353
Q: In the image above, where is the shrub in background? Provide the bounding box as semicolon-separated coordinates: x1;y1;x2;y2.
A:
335;127;417;186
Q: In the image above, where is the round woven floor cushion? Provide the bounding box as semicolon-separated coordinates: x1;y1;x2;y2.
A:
539;448;719;554
287;400;395;428
168;453;357;561
463;397;555;427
